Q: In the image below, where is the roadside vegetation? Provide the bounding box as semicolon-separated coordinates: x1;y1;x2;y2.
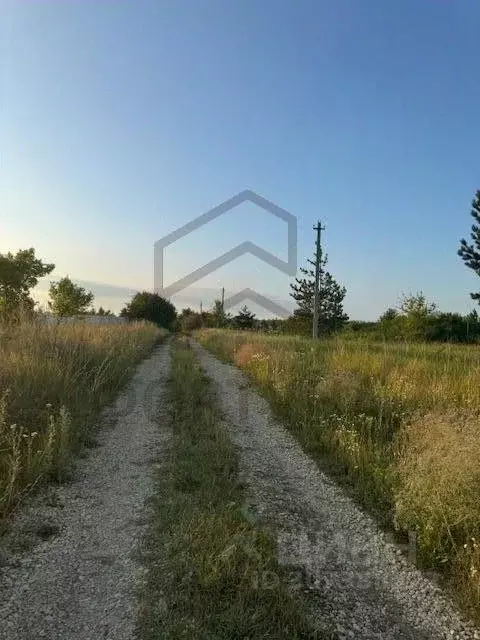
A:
0;320;163;520
196;329;480;619
138;337;319;639
0;245;178;524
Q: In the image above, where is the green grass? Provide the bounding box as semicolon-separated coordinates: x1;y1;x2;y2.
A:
0;319;164;519
137;337;320;639
196;328;480;620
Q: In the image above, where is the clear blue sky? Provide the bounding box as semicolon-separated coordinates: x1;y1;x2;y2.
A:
2;0;479;319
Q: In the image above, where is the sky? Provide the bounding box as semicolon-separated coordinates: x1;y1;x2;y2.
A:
1;0;480;319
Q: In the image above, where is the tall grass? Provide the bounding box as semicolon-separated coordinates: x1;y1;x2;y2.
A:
196;329;480;617
0;320;163;518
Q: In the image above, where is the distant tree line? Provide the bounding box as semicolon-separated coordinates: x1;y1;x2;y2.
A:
177;303;291;333
343;292;480;343
0;252;172;326
2;187;480;340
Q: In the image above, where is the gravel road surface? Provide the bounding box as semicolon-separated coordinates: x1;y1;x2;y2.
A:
0;342;170;640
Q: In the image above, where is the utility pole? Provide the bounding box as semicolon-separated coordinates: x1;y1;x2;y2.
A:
312;221;325;339
200;300;203;314
221;287;225;314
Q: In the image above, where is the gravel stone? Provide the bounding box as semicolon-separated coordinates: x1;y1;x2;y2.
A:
0;342;171;640
193;340;480;640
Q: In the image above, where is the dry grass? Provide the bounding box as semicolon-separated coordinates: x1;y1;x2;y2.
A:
395;411;480;560
0;319;163;518
395;411;480;616
196;328;480;617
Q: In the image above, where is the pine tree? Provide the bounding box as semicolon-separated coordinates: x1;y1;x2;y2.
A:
233;305;256;329
459;190;480;303
290;247;348;334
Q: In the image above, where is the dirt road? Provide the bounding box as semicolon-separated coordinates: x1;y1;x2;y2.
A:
1;338;480;640
0;342;171;640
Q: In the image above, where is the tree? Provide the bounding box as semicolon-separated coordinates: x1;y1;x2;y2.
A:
0;248;54;316
397;292;437;341
120;291;176;329
290;246;348;334
459;190;480;302
48;277;94;316
233;305;256;329
379;307;398;322
179;307;202;332
377;307;400;339
398;292;437;317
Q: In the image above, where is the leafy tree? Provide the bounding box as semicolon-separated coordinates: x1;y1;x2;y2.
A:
120;291;176;329
233;305;256;329
395;292;437;341
179;307;202;332
379;307;398;322
398;292;437;317
290;246;348;334
458;190;480;302
0;248;54;316
48;277;94;315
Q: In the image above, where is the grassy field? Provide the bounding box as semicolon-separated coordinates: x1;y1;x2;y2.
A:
196;329;480;617
0;320;163;519
138;337;320;639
